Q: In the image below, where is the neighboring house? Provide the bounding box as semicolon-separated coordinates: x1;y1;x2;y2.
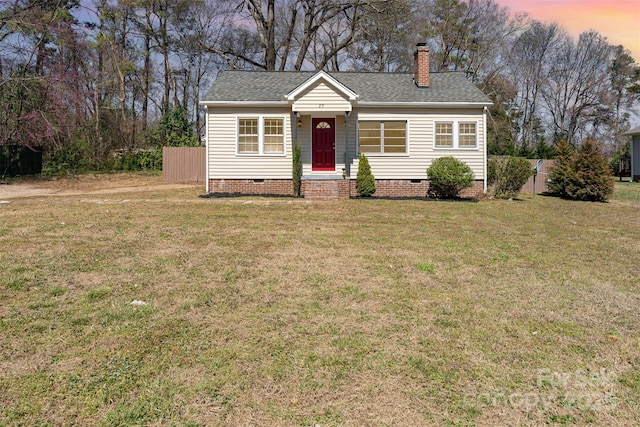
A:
625;125;640;182
200;44;493;200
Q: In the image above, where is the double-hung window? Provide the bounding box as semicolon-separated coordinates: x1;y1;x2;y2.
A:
238;118;259;153
263;118;284;153
358;121;407;154
458;123;477;148
238;117;284;155
435;122;453;148
434;121;477;149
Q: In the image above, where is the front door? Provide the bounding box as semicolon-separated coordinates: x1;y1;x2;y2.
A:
312;118;335;171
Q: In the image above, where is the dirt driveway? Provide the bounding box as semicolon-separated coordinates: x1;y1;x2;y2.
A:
0;174;201;201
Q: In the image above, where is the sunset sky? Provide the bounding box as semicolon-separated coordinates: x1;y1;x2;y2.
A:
498;0;640;61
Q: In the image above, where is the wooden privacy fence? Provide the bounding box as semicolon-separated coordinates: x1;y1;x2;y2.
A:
162;147;205;182
520;159;555;194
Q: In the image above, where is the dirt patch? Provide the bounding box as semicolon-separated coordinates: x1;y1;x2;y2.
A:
0;174;201;200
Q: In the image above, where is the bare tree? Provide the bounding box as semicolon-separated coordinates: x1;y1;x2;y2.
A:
421;0;524;79
174;0;231;136
201;0;373;71
507;21;563;149
541;31;613;146
347;0;417;72
606;45;640;153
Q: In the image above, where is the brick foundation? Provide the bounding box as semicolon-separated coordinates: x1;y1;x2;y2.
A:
356;179;430;198
208;179;294;196
457;181;485;198
351;179;484;199
302;179;350;201
208;179;485;199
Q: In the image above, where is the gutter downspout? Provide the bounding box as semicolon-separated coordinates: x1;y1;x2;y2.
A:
205;106;209;194
483;106;488;193
345;111;351;197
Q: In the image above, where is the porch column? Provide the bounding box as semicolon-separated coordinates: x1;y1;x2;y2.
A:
345;111;350;177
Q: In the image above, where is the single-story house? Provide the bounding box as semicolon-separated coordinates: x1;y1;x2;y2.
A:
200;44;493;199
625;125;640;182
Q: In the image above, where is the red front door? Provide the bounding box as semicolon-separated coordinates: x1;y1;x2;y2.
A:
312;118;335;171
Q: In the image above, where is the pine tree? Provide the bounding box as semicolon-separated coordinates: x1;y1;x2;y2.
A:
356;153;376;197
547;139;575;197
566;138;614;201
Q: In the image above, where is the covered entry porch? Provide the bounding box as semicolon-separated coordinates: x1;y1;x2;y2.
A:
292;113;354;200
286;71;358;199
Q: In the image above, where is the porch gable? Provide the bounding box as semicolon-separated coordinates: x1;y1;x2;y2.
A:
286;70;358;113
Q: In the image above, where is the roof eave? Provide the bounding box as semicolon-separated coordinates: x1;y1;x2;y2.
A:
199;100;290;107
199;100;493;108
623;126;640;136
357;101;493;108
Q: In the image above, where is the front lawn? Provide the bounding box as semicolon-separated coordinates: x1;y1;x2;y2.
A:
1;177;638;426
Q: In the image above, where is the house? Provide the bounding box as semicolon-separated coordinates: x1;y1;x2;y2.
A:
625;125;640;182
200;44;493;200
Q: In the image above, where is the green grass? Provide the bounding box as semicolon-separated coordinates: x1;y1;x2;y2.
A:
417;261;436;273
613;181;640;203
1;176;639;426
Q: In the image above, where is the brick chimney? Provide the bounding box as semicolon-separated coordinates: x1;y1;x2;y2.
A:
414;43;430;88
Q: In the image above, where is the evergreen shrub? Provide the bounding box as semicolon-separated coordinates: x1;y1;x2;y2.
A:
565;139;614;201
547;139;575;198
356;153;376;197
292;143;302;197
548;138;614;202
427;156;474;199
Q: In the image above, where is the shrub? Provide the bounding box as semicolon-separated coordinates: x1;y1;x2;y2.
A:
292;142;302;197
565;138;614;202
488;157;533;199
113;148;162;172
427;156;474;199
42;138;92;175
356;153;376;197
548;138;614;202
487;157;498;187
547;139;575;198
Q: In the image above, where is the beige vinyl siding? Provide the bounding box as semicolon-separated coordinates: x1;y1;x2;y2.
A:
206;106;486;181
207;107;293;179
292;82;352;112
353;108;486;180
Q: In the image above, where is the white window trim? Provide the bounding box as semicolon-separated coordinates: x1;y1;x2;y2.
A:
435;121;454;149
356;120;409;156
236;116;287;156
434;120;478;150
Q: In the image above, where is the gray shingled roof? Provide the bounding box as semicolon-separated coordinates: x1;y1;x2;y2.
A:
202;70;492;105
